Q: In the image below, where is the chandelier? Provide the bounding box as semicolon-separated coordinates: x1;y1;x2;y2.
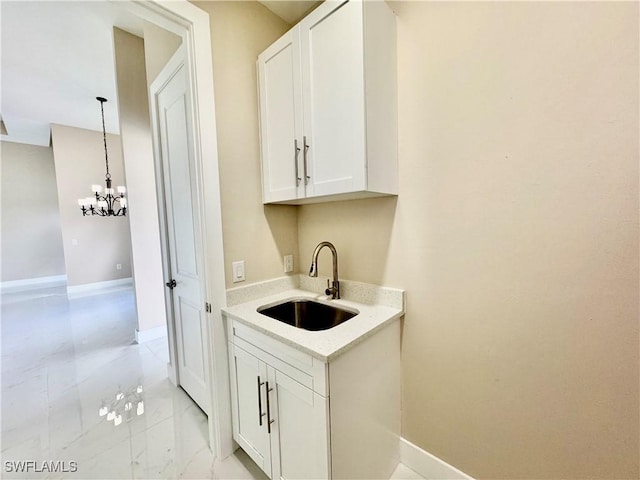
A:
78;97;127;216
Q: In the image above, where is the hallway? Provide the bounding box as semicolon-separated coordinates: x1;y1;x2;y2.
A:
0;286;264;479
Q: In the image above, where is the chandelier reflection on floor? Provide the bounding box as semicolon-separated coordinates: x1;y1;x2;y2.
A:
99;384;144;426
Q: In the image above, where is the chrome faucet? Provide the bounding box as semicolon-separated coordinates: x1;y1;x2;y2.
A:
309;241;340;299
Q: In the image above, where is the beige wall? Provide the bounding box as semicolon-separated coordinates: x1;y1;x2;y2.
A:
298;2;639;478
51;124;132;287
1;141;66;282
113;28;167;334
142;21;182;87
192;1;298;287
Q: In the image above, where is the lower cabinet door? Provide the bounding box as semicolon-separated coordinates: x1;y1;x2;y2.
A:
229;344;272;476
267;366;330;480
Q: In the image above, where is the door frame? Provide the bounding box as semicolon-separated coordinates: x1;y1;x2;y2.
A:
119;0;232;460
151;44;213;414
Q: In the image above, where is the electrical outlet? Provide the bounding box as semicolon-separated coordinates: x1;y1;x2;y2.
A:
232;261;245;283
116;264;122;270
284;254;294;273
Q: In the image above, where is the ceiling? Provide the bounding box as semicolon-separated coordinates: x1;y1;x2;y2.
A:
0;1;315;147
259;1;321;24
0;1;146;146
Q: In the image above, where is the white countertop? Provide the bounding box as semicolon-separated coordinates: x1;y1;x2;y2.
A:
222;287;404;362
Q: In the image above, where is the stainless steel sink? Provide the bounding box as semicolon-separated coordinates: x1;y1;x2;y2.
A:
257;298;358;331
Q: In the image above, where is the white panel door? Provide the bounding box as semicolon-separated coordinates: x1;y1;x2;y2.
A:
229;344;272;476
258;28;304;203
157;61;210;414
267;367;329;480
300;0;367;197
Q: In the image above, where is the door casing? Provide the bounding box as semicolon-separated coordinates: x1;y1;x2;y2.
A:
119;0;232;460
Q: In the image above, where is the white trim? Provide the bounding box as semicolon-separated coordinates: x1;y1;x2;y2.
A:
176;0;232;459
66;278;133;299
1;274;67;294
400;438;474;480
135;325;167;344
121;0;231;460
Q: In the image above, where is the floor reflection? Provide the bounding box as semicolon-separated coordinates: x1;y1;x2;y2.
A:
1;286;215;479
99;383;144;426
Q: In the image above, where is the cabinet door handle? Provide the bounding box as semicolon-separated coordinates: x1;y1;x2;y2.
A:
257;376;266;426
265;380;275;434
294;139;301;186
303;136;310;185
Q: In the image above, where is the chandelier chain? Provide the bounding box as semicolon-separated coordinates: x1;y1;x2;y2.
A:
99;98;110;180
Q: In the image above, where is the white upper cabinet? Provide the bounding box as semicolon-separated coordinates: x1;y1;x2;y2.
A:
258;0;397;205
258;29;304;203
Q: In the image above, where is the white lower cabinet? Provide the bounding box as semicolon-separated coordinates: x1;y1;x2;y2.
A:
268;367;329;479
227;317;401;480
229;345;271;474
229;343;329;479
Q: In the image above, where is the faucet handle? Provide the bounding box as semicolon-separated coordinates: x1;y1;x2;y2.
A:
325;279;332;296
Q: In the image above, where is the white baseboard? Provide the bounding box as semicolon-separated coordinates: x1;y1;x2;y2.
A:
67;278;133;298
400;438;474;480
135;325;167;344
1;274;67;294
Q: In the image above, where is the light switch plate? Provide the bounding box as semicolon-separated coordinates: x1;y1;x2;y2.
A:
284;254;294;273
232;261;245;283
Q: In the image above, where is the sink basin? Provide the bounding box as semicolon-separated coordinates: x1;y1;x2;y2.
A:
257;298;358;331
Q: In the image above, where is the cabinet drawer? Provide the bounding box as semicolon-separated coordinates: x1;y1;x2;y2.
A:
229;318;329;396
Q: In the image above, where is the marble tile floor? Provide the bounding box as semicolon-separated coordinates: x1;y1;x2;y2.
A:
1;286;422;480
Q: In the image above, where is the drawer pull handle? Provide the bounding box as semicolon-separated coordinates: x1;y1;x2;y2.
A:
295;139;301;186
257;376;266;426
303;136;310;185
265;380;274;434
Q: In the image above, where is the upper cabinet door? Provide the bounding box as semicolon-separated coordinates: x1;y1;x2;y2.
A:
257;0;397;205
258;29;304;203
300;0;367;198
